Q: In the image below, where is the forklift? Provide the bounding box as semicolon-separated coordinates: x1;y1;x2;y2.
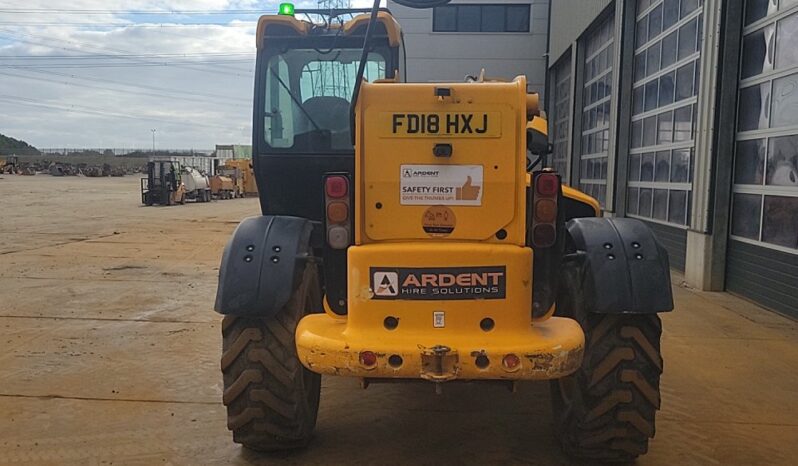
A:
214;1;673;462
141;160;186;206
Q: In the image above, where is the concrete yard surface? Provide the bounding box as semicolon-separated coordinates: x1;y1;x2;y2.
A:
0;176;796;465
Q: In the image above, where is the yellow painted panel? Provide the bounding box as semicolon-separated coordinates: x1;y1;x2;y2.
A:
562;185;601;215
345;243;532;333
296;314;584;380
257;11;403;48
356;79;528;244
295;241;585;381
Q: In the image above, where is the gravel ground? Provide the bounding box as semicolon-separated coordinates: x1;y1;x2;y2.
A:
0;175;795;465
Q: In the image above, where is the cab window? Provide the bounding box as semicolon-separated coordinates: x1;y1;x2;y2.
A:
263;48;387;152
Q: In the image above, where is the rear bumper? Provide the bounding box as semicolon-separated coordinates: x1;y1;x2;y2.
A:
296;314;584;381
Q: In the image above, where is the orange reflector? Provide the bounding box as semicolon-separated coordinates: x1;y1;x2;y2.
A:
502;353;520;369
327;201;349;223
359;351;377;367
535;198;557;223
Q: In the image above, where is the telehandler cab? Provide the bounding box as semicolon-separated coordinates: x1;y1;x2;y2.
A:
215;1;673;462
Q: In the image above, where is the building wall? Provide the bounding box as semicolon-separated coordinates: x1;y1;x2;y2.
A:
548;0;613;62
546;0;798;317
386;0;549;93
726;0;798;318
547;0;701;271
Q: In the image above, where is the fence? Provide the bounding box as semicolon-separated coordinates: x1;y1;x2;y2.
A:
36;148;215;157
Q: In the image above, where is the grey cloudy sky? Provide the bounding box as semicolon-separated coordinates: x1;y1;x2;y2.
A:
0;0;380;150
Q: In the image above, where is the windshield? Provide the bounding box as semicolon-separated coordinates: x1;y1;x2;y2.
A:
263;48;387;152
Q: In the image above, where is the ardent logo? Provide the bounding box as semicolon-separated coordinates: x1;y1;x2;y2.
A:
401;271;503;288
373;271;398;297
370;266;506;301
403;168;440;178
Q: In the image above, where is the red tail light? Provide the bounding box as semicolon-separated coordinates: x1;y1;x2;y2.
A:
536;174;559;196
359;351;377;367
325;176;348;198
502;353;521;370
324;174;352;250
530;171;560;248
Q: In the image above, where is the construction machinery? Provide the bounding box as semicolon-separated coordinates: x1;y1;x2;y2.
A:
215;1;673;462
222;159;258;196
0;156;18;174
215;163;245;198
141;161;186;206
181;166;212;202
210;174;237;199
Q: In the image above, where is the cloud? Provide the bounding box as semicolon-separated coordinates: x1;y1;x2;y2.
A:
0;0;384;149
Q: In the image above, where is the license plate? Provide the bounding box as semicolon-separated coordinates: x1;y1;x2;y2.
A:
380;112;501;138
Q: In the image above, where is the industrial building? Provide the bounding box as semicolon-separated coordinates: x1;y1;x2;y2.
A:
387;0;549;92
546;0;798;317
386;0;796;316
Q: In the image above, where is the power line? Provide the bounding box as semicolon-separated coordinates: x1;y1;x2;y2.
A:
0;52;253;59
0;60;253;68
0;31;253;76
0;94;247;131
0;8;277;15
12;68;251;103
0;70;250;108
0;22;257;27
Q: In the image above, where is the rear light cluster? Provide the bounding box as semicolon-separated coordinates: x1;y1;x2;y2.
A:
359;350;521;372
502;353;521;370
530;171;561;248
475;353;522;371
359;350;377;367
324;175;351;249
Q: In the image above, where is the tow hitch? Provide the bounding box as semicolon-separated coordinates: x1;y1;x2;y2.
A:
421;345;459;388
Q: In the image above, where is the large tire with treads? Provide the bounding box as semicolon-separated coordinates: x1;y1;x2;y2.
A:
220;263;322;451
551;262;663;462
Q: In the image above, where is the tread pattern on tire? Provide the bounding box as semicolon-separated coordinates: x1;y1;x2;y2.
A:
220;265;321;451
552;263;664;463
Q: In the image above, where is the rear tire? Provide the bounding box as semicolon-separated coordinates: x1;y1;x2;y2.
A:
221;264;322;451
551;263;663;462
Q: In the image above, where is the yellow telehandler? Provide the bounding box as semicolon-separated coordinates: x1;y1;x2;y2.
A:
215;1;673;461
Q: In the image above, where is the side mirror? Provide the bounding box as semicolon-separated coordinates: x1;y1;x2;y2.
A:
527;128;550;155
392;0;451;8
526;117;552;172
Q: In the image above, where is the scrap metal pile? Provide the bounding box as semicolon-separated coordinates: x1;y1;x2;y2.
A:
1;159;144;177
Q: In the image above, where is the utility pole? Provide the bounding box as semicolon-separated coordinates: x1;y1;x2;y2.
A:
151;129;156;156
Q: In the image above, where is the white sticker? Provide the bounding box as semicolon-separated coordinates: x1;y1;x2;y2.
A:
400;164;483;206
433;311;445;328
373;271;398;297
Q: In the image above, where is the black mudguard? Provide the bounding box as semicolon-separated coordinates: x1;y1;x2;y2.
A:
565;217;674;313
215;215;314;316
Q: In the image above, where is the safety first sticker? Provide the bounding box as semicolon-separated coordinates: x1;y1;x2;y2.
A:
400;164;483;206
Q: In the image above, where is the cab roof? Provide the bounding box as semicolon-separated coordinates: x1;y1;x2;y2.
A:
256;11;403;49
